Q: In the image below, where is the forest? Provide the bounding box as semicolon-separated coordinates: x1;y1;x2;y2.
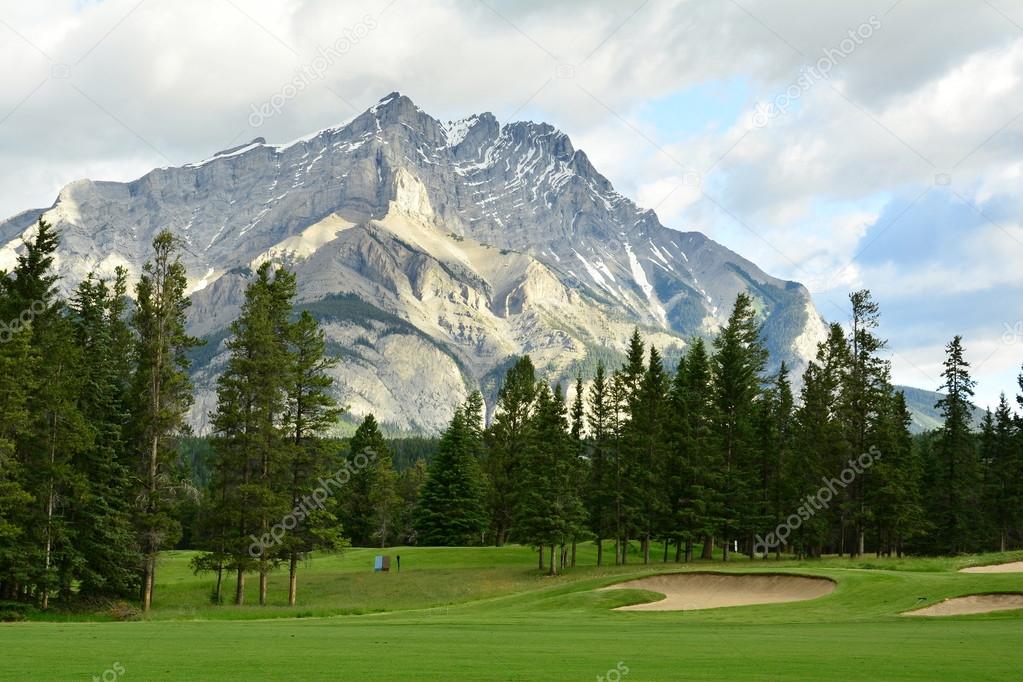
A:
1;221;1021;612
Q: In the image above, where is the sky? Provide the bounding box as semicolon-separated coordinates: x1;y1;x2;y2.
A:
1;0;1022;408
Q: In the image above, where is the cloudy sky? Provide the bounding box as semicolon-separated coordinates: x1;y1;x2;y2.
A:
2;0;1022;407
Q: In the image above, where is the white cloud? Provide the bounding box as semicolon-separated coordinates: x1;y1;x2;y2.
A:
2;0;1023;398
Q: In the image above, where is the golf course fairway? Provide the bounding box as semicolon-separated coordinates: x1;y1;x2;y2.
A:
2;545;1023;680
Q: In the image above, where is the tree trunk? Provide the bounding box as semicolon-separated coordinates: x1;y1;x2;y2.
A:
235;568;245;605
548;544;556;576
141;554;155;612
259;558;268;606
538;545;544;570
674;539;682;563
701;535;714;560
723;539;730;562
288;552;299;606
571;541;576;568
596;538;603;567
663;539;669;563
214;565;223;605
685;538;693;563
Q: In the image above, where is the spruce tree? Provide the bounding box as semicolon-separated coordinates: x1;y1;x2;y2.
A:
484;357;536;545
68;274;138;596
415;409;488;545
627;346;669;563
711;293;767;560
980;394;1020;551
791;324;850;557
130;231;202;611
341;414;397;547
930;335;982;553
280;310;344;604
585;362;614;565
839;290;890;557
206;262;290;605
7;219;89;608
674;338;717;562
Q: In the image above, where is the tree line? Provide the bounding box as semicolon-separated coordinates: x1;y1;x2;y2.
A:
0;221;201;611
3;220;1022;609
412;291;1023;571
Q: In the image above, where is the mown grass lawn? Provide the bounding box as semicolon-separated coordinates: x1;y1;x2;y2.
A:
2;545;1022;680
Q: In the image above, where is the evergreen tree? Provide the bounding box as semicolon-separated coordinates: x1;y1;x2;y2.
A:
870;390;924;556
790;323;850;558
67;273;138;596
415;409;488;545
711;293;767;560
130;231;202;611
463;390;486;448
980;394;1020;551
515;383;585;574
0;324;35;600
627;346;669;563
341;414;397;547
839;290;890;557
585;362;614;565
396;459;429;544
7;219;90;608
671;338;717;562
280;310;345;604
206;262;290;605
930;335;983;553
484;357;536;545
752;363;793;559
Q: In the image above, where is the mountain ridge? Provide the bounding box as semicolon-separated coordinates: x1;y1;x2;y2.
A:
0;92;828;432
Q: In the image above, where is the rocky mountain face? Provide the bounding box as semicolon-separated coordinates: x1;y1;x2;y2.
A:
0;92;828;433
896;385;987;434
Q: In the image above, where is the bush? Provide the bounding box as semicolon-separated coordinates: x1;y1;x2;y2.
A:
0;601;31;622
107;600;141;621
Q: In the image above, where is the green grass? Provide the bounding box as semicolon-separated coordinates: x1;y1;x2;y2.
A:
2;545;1023;680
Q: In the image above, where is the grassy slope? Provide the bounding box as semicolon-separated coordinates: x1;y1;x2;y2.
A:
3;545;1023;680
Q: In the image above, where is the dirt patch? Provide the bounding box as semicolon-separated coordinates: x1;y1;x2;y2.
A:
600;572;835;612
959;560;1023;574
902;593;1023;617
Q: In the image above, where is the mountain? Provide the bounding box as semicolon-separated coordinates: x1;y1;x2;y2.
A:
896;385;987;434
0;92;827;433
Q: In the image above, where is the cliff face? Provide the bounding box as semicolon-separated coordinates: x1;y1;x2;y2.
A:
0;93;827;433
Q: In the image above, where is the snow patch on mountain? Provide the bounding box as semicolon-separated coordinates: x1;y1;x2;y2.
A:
625;242;667;325
442;115;480;148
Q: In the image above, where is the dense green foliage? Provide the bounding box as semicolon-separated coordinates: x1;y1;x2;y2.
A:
2;223;1022;619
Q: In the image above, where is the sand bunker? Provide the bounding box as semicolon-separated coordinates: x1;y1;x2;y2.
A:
601;572;835;611
903;593;1023;617
959;560;1023;574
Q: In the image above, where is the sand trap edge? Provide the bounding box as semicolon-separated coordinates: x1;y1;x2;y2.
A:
599;571;837;612
959;560;1023;574
901;592;1023;617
